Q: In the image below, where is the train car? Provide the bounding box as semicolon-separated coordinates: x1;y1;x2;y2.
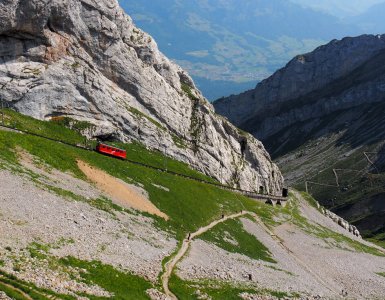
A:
96;143;127;159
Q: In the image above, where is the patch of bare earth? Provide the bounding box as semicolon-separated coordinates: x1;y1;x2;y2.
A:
0;166;176;294
77;160;168;220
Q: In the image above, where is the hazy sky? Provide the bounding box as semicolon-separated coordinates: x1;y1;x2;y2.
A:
291;0;385;17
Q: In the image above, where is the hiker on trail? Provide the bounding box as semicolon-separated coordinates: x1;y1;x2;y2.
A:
187;233;191;240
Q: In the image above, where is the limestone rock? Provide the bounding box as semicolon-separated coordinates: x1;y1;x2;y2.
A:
0;0;283;194
323;208;361;237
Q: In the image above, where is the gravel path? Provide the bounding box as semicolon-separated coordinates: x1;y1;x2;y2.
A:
177;196;385;299
162;211;249;300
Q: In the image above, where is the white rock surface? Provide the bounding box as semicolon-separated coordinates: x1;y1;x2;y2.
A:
0;0;283;194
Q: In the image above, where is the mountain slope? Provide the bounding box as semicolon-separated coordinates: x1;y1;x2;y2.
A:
119;0;357;100
0;0;283;194
213;35;385;243
1;111;385;299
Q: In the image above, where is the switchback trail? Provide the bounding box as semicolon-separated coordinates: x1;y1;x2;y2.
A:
161;211;248;300
161;206;341;299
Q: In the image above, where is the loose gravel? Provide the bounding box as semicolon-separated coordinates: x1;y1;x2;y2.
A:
177;197;385;299
0;168;176;295
2;156;385;299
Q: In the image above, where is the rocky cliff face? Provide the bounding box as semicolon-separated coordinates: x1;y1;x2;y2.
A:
214;34;385;142
214;35;385;241
0;0;283;194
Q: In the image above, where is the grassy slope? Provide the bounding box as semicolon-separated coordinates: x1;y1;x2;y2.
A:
0;270;75;300
0;109;283;239
59;257;151;300
199;218;276;263
290;192;385;257
0;110;286;298
2;110;382;298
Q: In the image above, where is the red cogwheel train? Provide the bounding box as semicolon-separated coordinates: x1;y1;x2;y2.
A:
96;143;127;159
94;143;288;198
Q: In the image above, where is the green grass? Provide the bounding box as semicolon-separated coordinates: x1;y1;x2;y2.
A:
0;110;279;240
0;282;28;300
59;257;151;299
1;109;87;146
0;270;75;300
109;141;217;183
181;83;199;102
199;218;276;263
169;274;291;300
367;232;385;250
28;242;50;260
171;133;188;149
2;244;151;300
376;272;385;278
288;192;385;257
300;192;322;212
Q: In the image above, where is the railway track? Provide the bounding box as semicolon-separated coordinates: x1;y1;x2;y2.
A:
0;123;288;202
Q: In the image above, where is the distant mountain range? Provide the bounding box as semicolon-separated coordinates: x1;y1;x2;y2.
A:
119;0;385;100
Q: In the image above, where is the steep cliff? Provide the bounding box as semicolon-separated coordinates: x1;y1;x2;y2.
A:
214;35;385;243
0;0;283;194
214;34;385;143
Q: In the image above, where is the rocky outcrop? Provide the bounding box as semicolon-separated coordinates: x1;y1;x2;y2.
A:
319;206;361;238
0;0;283;194
214;34;385;143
